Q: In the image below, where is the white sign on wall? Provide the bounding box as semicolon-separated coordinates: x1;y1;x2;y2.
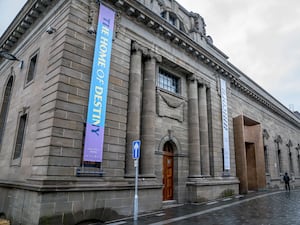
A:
220;78;230;171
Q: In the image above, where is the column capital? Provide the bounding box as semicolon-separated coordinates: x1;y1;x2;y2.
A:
187;74;197;82
197;77;210;88
132;41;148;55
145;50;162;63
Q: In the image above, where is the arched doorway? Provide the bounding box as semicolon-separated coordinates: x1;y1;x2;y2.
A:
163;141;174;201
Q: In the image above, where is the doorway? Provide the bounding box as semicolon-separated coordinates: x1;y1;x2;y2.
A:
163;142;174;201
246;142;258;190
233;115;266;194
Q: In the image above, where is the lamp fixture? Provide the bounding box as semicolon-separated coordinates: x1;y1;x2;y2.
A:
0;51;23;69
87;25;96;35
46;26;56;34
0;51;19;61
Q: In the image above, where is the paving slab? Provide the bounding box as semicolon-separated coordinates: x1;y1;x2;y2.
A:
100;190;299;225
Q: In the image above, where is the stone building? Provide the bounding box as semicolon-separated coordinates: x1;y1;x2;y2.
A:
0;0;299;224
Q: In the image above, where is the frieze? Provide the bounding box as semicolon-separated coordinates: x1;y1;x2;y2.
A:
156;89;185;122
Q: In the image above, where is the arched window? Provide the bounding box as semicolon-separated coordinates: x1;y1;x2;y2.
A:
160;10;186;33
0;76;13;150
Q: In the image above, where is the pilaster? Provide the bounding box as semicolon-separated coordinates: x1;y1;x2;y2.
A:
125;42;145;177
140;50;161;177
188;75;201;177
199;83;210;176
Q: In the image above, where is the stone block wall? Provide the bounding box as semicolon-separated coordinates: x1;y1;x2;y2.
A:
0;185;161;225
231;88;300;188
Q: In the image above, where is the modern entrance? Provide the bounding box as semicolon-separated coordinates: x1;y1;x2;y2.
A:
163;141;174;201
246;142;258;190
233;115;266;194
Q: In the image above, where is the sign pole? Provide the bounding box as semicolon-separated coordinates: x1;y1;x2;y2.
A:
134;158;139;221
132;140;140;221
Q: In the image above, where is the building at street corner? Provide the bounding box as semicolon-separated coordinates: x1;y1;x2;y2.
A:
0;0;299;224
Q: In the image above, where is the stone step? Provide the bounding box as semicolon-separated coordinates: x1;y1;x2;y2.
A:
162;200;181;209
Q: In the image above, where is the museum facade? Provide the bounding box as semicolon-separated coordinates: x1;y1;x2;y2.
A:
0;0;299;224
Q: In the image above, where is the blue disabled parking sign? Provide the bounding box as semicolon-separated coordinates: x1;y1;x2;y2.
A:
132;140;140;159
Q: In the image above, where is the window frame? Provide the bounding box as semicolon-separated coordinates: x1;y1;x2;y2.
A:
11;111;28;166
157;67;181;95
0;76;14;152
25;50;39;85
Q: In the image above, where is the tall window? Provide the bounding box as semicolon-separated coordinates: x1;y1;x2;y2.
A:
264;146;269;173
0;76;13;150
298;155;300;175
296;144;300;175
158;68;180;94
287;140;294;174
274;135;282;175
13;114;27;160
169;13;177;26
289;151;294;174
26;53;38;83
160;10;185;32
277;149;283;174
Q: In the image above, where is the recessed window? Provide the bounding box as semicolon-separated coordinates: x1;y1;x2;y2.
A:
13;113;27;160
26;53;38;83
169;14;177;26
160;11;181;29
0;76;13;150
158;68;180;94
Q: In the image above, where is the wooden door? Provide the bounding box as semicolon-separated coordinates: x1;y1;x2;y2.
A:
163;143;174;201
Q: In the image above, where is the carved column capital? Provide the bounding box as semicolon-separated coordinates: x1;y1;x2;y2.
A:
132;41;148;55
145;50;162;63
187;74;197;82
198;78;210;89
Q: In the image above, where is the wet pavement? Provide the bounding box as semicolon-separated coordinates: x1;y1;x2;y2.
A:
104;189;300;225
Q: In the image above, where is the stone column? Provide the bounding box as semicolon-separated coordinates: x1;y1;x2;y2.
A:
188;76;201;177
140;51;161;177
125;42;144;177
199;83;210;176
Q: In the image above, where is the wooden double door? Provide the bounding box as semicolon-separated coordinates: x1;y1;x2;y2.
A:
163;142;174;201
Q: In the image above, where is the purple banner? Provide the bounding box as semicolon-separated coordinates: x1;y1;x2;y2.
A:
83;4;115;162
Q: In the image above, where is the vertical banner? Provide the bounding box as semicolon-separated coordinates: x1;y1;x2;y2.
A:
83;4;115;162
220;78;230;170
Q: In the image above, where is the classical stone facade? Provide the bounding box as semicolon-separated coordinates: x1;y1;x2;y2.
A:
0;0;299;224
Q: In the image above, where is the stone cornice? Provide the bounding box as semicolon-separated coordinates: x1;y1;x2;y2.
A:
2;0;298;128
106;0;237;78
231;78;300;128
0;0;58;54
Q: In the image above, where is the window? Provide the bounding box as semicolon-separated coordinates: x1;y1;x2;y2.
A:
26;53;38;83
0;76;13;150
289;151;294;174
169;14;177;26
158;68;180;94
278;149;283;174
13;114;27;160
264;146;269;173
298;155;300;175
160;11;182;29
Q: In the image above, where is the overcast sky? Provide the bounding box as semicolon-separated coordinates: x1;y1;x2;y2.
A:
1;0;299;112
176;0;300;112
